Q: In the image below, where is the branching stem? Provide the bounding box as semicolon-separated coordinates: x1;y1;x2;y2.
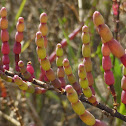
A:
2;70;126;122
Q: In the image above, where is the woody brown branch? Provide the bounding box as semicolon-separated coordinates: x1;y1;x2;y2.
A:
2;69;126;122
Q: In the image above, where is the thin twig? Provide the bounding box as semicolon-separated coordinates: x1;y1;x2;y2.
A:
0;110;20;126
6;86;24;126
80;95;126;122
27;98;44;126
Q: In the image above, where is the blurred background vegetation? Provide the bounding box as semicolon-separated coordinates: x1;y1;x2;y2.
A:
1;0;126;126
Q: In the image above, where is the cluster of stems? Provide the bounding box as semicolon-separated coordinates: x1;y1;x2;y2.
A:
93;11;126;108
1;6;126;126
0;7;10;70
